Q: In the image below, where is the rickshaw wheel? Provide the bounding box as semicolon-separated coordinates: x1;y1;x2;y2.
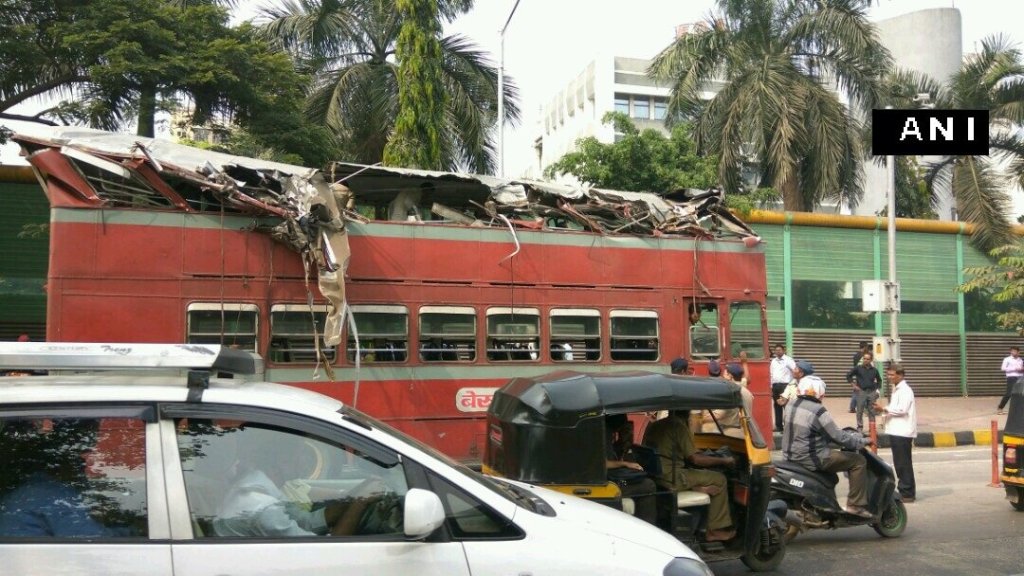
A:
871;499;907;538
1012;487;1024;511
740;528;786;572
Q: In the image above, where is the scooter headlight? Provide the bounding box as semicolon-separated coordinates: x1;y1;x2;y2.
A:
663;557;715;576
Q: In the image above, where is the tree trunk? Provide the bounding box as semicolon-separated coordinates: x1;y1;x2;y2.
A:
781;174;804;211
136;84;156;138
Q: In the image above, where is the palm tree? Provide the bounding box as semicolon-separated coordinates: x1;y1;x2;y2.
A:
259;0;519;174
648;0;892;211
880;35;1024;251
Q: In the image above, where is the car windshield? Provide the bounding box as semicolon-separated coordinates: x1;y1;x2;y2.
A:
337;406;540;512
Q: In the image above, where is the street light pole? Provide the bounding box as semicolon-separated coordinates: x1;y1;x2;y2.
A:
496;0;522;178
887;150;899;358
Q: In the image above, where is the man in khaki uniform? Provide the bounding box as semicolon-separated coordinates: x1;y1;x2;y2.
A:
643;410;736;542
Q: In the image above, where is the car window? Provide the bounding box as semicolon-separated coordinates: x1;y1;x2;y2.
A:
0;416;148;539
424;470;522;540
175;418;410;539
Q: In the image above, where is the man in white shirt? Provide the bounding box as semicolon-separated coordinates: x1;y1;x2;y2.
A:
770;344;796;432
998;346;1023;415
875;364;917;502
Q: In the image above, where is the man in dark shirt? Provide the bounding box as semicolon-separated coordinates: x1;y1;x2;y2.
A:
849;341;870;412
846;351;882;432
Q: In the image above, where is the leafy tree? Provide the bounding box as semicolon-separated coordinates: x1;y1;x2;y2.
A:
958;241;1024;334
0;1;306;140
259;0;518;173
382;0;444;169
884;156;936;219
544;112;719;193
648;0;892;212
0;0;89;125
879;36;1024;251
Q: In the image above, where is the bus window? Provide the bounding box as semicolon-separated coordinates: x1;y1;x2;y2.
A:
486;308;540;362
689;303;719;358
187;303;259;352
610;310;659;362
419;306;476;362
729;301;765;359
345;305;409;363
269;304;336;363
550;308;601;362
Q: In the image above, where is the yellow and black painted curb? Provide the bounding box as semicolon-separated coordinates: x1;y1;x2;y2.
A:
773;430;1004;449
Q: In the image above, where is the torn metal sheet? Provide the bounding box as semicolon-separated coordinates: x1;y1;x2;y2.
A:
11;127;761;356
327;161;760;241
12;126;351;352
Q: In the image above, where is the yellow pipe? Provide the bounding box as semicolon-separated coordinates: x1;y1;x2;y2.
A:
0;165;35;184
747;209;1024;236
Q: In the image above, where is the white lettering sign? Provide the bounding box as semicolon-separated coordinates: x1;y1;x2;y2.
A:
899;117;922;141
455;387;498;412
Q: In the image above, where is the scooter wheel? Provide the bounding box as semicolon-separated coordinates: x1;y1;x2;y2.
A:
871;499;907;538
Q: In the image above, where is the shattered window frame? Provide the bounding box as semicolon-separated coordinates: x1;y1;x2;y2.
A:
186;303;259;352
345;305;409;363
689;303;720;359
609;310;659;362
418;306;477;363
269;304;336;364
485;307;541;362
549;308;601;362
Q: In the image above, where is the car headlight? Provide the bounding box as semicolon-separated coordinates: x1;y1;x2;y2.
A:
663;557;714;576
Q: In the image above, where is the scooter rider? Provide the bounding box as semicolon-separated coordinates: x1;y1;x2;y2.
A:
782;360;873;518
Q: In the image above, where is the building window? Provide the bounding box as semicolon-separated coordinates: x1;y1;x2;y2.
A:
614;94;630;114
269;304;335;363
632;97;650;120
550;308;601;361
187;303;259;352
346;305;408;363
486;307;540;361
653;99;668;120
610;310;659;361
419;306;476;362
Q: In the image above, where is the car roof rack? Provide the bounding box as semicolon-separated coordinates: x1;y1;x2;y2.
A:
0;342;261;375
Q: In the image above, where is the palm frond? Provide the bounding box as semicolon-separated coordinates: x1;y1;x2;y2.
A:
950;156;1015;250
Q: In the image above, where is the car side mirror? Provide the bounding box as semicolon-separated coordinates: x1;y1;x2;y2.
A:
403;488;445;539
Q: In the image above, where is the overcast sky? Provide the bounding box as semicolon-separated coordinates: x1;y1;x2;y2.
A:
2;0;1021;172
445;0;1023;176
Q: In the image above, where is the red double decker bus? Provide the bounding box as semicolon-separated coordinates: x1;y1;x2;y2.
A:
14;128;772;461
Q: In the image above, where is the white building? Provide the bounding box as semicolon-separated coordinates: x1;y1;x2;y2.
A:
533;8;968;219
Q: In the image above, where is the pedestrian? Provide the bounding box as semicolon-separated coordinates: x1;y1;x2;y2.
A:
669;357;691;375
849;341;870;413
845;351;882;432
874;363;917;503
770;344;796;432
998;346;1023;415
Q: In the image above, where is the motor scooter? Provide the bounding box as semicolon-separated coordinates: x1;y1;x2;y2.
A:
769;441;907;542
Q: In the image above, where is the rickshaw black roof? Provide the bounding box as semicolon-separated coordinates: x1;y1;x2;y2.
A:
490;370;744;426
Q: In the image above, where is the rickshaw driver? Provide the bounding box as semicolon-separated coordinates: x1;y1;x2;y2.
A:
643;410;737;542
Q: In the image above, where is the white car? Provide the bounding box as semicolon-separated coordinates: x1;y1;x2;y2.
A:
0;343;711;576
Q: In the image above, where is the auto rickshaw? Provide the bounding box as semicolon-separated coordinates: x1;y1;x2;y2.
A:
1002;377;1024;511
482;370;786;571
